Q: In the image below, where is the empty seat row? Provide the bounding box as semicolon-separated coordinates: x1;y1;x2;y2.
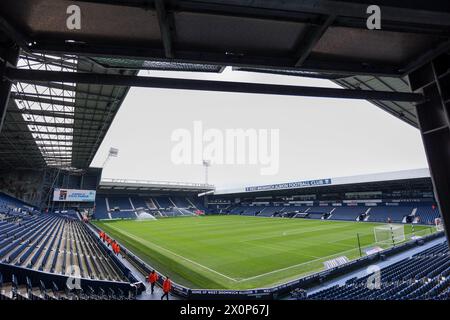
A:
0;214;126;282
93;195;202;219
0;272;135;301
304;242;449;300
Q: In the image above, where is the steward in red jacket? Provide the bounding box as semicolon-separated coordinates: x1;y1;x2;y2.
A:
147;270;159;294
161;277;172;300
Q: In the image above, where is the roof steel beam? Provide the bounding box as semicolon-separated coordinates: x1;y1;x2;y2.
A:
155;0;174;58
0;45;19;134
295;15;335;67
5;121;92;129
4;67;425;102
1;130;98;138
29;42;401;77
12;91;115;104
76;0;450;28
7;109;110;125
11;92;76;108
16;80;121;101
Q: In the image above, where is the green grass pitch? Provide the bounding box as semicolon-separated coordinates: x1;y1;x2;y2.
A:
93;215;432;290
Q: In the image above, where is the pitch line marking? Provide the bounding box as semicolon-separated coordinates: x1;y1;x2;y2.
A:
106;224;239;282
104;220;388;285
242;222;355;242
238;245;364;282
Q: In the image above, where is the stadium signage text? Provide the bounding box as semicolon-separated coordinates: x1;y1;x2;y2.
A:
245;179;332;192
53;188;96;202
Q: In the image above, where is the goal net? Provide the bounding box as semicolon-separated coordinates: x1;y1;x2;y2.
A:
374;224;405;246
136;211;156;221
435;218;444;232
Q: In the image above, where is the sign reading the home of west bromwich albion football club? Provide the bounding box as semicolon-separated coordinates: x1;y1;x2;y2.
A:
245;179;332;192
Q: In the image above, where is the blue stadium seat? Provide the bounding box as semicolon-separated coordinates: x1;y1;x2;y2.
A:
305;242;449;300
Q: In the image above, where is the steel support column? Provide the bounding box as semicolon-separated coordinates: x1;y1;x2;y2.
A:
0;44;19;134
408;52;450;242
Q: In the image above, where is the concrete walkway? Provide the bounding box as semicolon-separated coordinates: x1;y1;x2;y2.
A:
98;235;180;300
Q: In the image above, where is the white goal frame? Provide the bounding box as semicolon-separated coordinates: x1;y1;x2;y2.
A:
435;218;444;232
374;224;405;245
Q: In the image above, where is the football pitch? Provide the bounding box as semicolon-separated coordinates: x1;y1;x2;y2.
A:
93;216;432;289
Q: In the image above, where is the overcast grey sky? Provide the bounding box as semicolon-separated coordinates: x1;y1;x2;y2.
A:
90;68;428;189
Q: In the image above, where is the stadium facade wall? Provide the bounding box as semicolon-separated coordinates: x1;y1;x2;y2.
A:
0;169;43;206
48;167;102;212
0;168;102;210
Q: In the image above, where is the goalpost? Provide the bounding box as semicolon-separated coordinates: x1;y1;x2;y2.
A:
374;224;405;246
435;218;444;232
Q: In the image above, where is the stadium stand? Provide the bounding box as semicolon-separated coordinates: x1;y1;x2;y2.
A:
152;196;173;209
0;192;34;212
302;206;334;219
108;196;133;211
228;205;244;215
367;206;414;223
0;268;137;300
130;197;148;210
330;206;367;221
415;206;441;225
208;204;231;214
258;206;284;217
0;198;143;301
0;192;145;299
91;190;444;237
280;206;308;218
105;196;137;219
242;206;260;216
110;211;136;219
306;241;449;300
215;201;441;226
153;196;180;216
55;209;80;220
170;196;190;208
0;214;126;281
188;197;207;212
94;196;110;220
93;195;204;218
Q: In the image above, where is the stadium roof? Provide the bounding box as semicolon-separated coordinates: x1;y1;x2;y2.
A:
0;53;135;170
334;76;417;127
98;178;215;193
1;0;449;171
214;168;431;195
